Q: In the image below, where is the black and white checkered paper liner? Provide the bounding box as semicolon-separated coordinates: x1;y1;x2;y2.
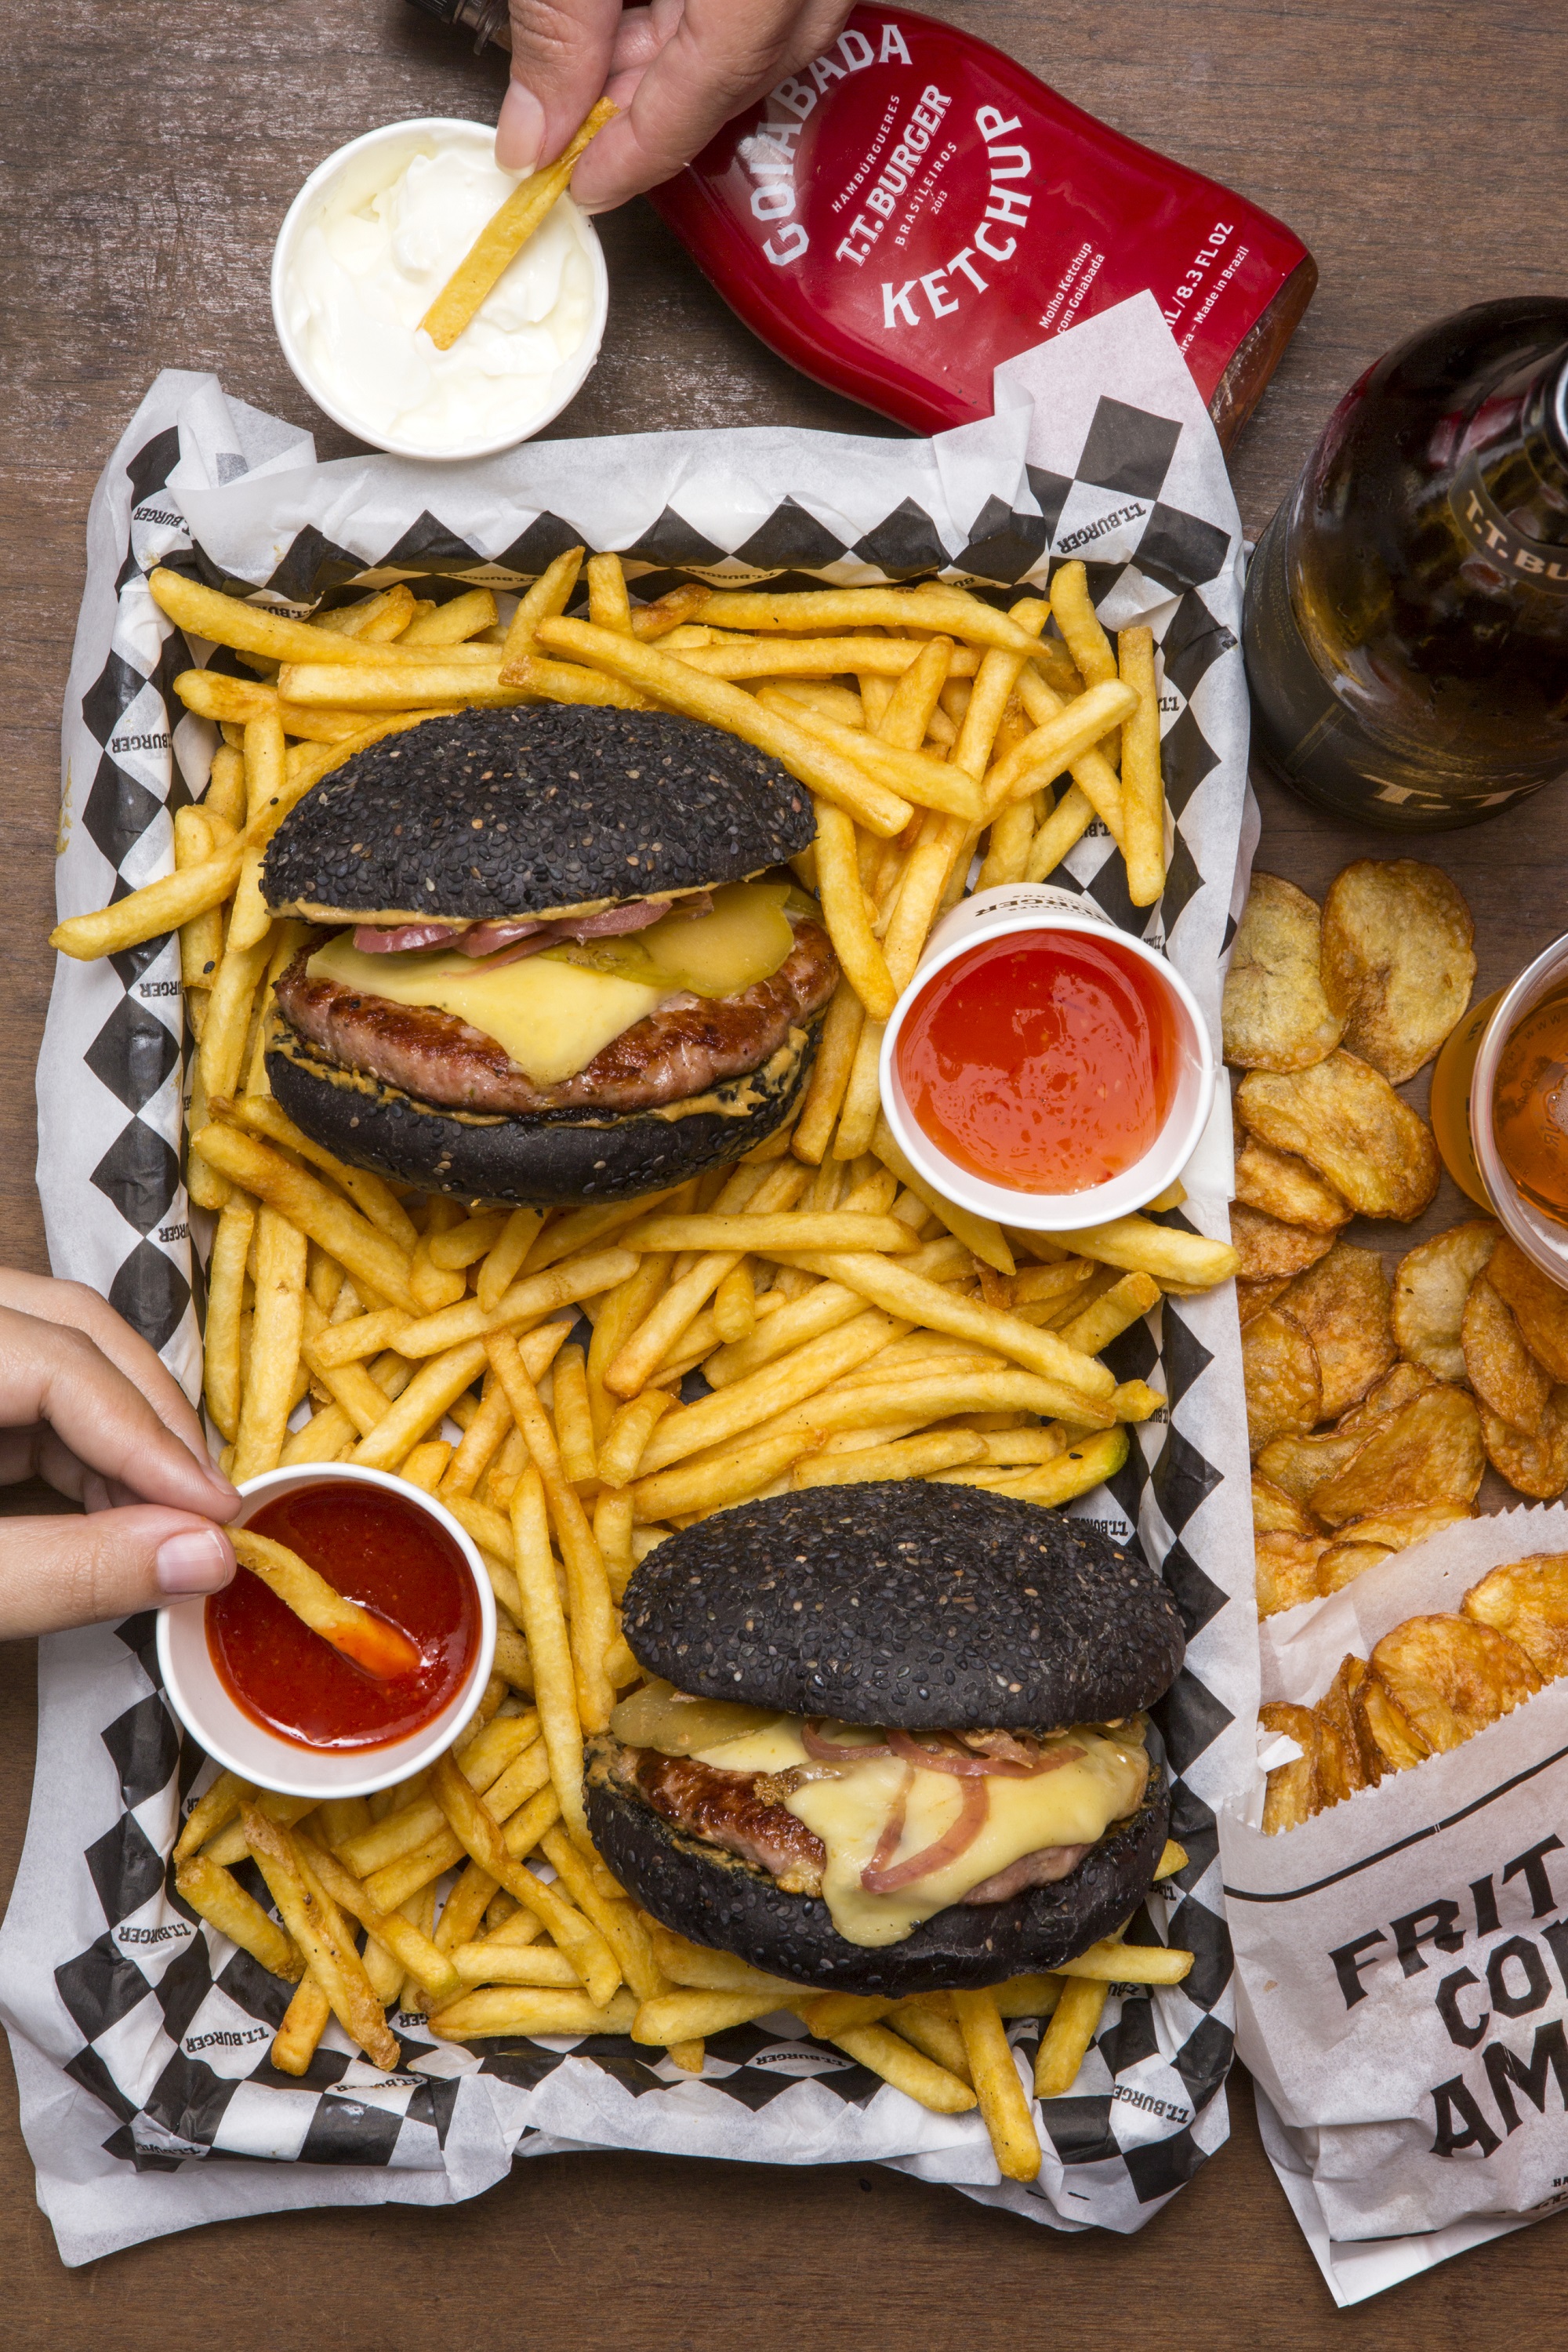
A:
7;297;1257;2263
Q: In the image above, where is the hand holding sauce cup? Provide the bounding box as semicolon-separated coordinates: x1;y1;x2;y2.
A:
158;1465;495;1802
879;886;1216;1232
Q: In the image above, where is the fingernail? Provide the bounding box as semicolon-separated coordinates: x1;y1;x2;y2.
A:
496;82;545;173
156;1529;234;1596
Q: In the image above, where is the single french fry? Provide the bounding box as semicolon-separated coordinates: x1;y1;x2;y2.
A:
1057;1937;1193;1985
500;546;584;666
695;586;1049;655
271;1979;332;2076
149;567;419;670
1049;561;1119;689
430;1987;637;2038
1025;782;1097;881
1055;1271;1160;1356
753;690;985;822
200;928;273;1111
629;583;710;640
277;657;528;710
401;1440;453;1492
347;1338;488;1472
201;1190;256;1443
419;99;616;349
631;1990;789;2045
712;1261;757;1345
985;681;1138;836
1155;1840;1189;1879
551;1344;598;1485
975;790;1041;891
176;1854;303;1980
644;1922;803;1999
441;1371;514;1498
231;1528;419;1676
488;654;650;712
508;1464;589;1849
174;804;229;993
953;1988;1040;2180
314;583;418;640
175;1768;255;1864
829;2022;977;2114
877;634;953;748
194;1122;416;1310
886;2002;973;2082
427;1210;509;1271
487;1337;614;1733
535;619;911;837
586;552;634;635
702;1279;866;1388
592;1487;637;1595
452;1940;583;1987
243;1807;399;2069
932;1427;1129;1504
1034;1975;1109;2096
399;588;498;646
231;1209;308;1481
308;1306;416;1370
204;741;247;829
477;1207;546;1313
1117;624;1165;906
790;1430;985;1487
812;797;897;1018
597;1388;677;1489
793;979;865;1166
1047;1212;1239;1290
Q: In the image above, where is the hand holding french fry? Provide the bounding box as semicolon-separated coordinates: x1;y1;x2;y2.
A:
0;1272;238;1636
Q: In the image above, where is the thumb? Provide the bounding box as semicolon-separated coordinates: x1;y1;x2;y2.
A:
0;1507;235;1641
499;0;622;171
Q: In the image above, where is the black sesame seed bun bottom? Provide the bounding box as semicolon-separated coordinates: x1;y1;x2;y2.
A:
586;1733;1172;1995
265;1017;818;1206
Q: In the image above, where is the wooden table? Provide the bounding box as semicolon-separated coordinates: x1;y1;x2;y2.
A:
2;0;1565;2336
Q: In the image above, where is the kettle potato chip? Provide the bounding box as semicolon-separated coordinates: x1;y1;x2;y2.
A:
1335;1359;1436;1435
1316;1539;1393;1595
1480;1385;1568;1499
1259;1701;1324;1831
1391;1221;1499;1382
1332;1500;1475;1551
1352;1665;1432;1782
1243;1307;1322;1458
1236;1051;1440;1223
1251;1471;1319;1537
1231;1204;1338;1283
1233;1135;1352;1232
1308;1384;1483;1526
1253;1363;1435;1503
1370;1613;1541;1751
1463;1552;1568;1681
1315;1657;1372;1796
1485;1235;1568;1384
1221;873;1344;1072
1276;1241;1397;1421
1255;1530;1330;1617
1461;1274;1551;1436
1237;1276;1287;1327
1320;858;1477;1086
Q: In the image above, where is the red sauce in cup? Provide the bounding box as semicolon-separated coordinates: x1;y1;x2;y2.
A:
895;931;1179;1192
206;1483;477;1751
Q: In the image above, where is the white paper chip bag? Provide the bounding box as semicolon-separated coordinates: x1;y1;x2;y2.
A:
1225;1505;1568;2295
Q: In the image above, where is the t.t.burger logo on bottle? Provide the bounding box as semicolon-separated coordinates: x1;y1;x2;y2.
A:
648;4;1314;445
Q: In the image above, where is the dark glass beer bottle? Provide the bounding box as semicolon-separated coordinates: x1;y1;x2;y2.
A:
1243;299;1568;830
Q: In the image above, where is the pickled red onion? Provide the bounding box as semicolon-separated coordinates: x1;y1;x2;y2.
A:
860;1773;989;1894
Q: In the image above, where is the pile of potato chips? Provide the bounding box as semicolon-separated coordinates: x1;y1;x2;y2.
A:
1261;1549;1568;1830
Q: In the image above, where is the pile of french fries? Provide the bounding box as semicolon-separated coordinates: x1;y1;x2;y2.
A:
53;553;1235;2182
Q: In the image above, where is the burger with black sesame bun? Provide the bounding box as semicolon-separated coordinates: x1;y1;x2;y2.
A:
259;703;838;1203
587;1483;1185;1997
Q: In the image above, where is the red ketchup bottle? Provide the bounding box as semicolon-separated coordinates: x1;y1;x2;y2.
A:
645;6;1316;448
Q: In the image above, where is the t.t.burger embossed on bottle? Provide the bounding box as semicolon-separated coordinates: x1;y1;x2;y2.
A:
405;0;1316;448
1451;459;1568;593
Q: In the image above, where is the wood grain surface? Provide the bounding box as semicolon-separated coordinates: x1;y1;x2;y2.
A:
2;0;1566;2334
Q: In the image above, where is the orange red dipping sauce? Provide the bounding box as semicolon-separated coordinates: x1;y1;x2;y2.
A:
207;1483;477;1751
895;931;1178;1193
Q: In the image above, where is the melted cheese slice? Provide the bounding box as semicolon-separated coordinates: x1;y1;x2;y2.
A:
693;1719;1149;1947
307;936;671;1086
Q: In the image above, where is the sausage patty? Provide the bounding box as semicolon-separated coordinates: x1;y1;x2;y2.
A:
271;917;838;1116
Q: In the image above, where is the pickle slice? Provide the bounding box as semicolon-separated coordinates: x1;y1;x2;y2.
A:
550;881;795;1000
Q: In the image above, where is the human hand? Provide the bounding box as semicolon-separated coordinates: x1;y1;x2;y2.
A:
499;0;855;210
0;1272;239;1640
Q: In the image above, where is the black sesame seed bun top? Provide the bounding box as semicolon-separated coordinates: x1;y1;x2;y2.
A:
260;705;815;924
621;1485;1184;1732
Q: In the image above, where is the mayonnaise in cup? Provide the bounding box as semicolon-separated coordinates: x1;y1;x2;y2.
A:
272;118;608;461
